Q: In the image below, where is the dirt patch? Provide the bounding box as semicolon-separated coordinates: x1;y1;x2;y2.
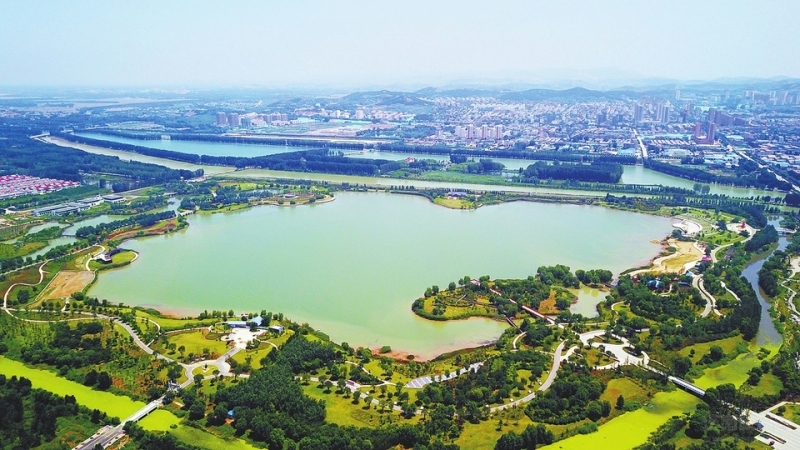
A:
40;270;94;300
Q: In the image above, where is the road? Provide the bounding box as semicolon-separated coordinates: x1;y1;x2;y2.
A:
735;148;800;192
633;129;648;160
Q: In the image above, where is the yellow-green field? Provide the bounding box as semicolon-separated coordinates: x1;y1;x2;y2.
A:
169;425;260;450
540;389;700;450
0;356;144;419
679;336;746;364
231;343;273;370
693;343;780;390
138;410;181;432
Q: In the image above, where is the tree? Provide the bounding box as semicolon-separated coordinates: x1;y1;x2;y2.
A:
16;289;29;304
672;356;693;378
616;394;625;410
97;372;112;390
687;404;711;438
448;282;457;291
189;399;206;420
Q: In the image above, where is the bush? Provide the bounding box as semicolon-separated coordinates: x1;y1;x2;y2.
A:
576;422;598;434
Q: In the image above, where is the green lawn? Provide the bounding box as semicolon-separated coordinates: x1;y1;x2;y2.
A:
740;373;783;398
679;336;746;364
155;329;231;360
0;356;145;419
302;383;399;428
692;343;780;390
169;425;261;450
231;343;273;370
139;409;181;432
540;389;701;450
88;250;137;271
777;404;800;426
456;409;534;450
133;308;219;331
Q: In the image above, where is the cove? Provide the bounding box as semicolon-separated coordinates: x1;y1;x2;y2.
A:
89;192;673;358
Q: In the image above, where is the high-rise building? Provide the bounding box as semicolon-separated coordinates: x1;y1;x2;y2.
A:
494;125;503;140
466;124;476;139
216;112;228;126
707;122;716;143
241;117;252;128
693;123;703;139
633;104;643;124
227;113;240;127
481;124;488;140
454;126;465;138
661;105;671;124
355;109;365;120
675;89;681;100
707;108;716;124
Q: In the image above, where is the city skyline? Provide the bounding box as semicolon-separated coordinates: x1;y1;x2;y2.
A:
1;0;799;88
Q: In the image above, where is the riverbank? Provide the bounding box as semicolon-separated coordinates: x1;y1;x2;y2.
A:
44;134;776;201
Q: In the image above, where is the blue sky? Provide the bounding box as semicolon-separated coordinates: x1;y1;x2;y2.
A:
1;0;797;87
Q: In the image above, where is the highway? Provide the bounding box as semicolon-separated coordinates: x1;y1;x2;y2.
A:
633;129;648;160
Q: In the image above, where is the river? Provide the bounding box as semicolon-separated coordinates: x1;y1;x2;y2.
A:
72;132;778;198
88;191;673;358
741;233;786;345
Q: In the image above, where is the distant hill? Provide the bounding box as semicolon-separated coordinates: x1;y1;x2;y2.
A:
500;87;637;101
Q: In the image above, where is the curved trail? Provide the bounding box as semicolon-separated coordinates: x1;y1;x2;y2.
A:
2;261;48;310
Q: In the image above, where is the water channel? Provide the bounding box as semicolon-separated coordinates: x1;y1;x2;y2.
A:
74;132;778;198
89;191;673;358
741;232;786;346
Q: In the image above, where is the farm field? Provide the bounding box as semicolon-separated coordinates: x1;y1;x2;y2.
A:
39;270;94;301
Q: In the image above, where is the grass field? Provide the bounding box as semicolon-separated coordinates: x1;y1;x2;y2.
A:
139;409;181;432
88;250;137;271
679;336;746;364
0;356;145;419
133;309;219;331
433;197;474;209
599;378;650;407
456;409;533;449
41;415;100;450
539;389;701;450
231;343;273;370
740;373;783;398
777;404;800;426
302;383;400;428
155;329;230;360
693;343;780;390
169;425;260;450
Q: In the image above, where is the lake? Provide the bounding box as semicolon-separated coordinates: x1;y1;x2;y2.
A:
89;191;673;358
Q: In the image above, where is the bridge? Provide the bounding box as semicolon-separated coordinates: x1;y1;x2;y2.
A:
668;376;706;397
776;227;795;236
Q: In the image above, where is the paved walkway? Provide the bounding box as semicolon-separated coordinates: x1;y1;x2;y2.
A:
405;362;484;388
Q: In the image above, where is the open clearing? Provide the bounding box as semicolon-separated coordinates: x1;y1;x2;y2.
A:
540;389;700;450
0;356;144;419
169;425;260;450
138;410;181;432
39;270;94;300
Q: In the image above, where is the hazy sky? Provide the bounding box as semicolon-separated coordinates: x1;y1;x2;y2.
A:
1;0;798;88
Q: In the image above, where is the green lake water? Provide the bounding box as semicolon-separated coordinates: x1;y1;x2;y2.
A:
89;191;672;358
